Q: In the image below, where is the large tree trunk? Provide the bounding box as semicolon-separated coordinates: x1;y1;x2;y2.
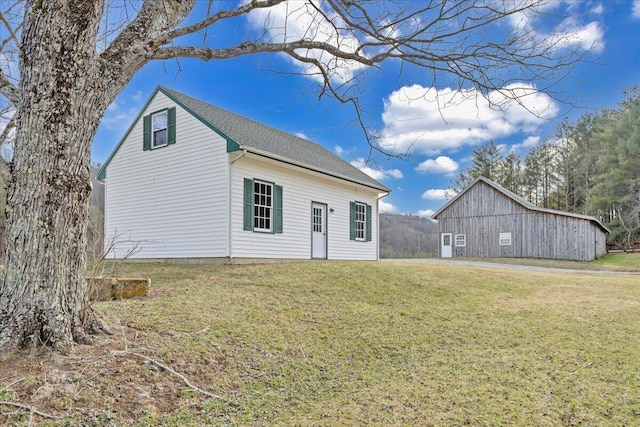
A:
0;1;110;351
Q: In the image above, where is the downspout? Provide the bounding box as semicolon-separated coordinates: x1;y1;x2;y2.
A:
228;148;247;259
376;191;390;260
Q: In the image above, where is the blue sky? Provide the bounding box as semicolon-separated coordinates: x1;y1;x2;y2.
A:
92;0;640;218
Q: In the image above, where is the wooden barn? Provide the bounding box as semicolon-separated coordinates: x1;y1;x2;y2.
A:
431;177;609;261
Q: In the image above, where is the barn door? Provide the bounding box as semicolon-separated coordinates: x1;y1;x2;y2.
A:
441;233;452;258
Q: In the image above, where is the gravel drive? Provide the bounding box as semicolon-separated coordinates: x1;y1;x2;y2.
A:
382;258;640;275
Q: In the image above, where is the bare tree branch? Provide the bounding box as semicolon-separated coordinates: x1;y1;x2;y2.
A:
161;0;286;42
0;113;15;146
99;0;196;93
0;401;63;421
0;67;18;105
150;40;375;65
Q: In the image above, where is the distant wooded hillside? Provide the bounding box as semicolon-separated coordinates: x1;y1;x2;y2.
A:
379;213;439;258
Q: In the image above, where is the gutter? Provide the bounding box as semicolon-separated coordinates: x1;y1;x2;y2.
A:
238;146;390;193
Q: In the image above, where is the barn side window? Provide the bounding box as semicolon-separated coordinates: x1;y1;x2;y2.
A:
455;234;466;247
499;232;512;246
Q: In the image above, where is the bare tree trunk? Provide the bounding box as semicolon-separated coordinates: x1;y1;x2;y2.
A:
0;1;109;350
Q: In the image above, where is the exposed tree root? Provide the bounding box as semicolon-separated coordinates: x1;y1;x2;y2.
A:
107;349;238;407
0;401;63;424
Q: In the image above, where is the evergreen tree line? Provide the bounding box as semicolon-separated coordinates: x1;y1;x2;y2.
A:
452;88;640;243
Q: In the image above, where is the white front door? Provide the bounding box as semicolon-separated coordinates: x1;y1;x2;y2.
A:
312;203;327;259
441;233;452;258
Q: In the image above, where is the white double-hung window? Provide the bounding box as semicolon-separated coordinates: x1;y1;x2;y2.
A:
243;178;283;234
349;201;372;242
354;202;366;241
152;111;168;147
253;180;273;232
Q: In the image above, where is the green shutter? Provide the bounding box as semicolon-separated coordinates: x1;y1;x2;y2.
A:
167;107;176;145
349;201;356;241
366;203;372;242
143;115;151;151
243;178;253;231
274;185;283;234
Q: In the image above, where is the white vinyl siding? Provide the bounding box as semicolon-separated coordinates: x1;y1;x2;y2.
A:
231;155;380;260
104;92;229;258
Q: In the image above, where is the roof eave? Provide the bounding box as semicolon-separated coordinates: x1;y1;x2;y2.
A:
97;85;165;181
433;176;610;233
237;146;391;193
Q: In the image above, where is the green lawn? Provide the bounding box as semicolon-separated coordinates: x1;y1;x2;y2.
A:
457;252;640;272
3;261;640;425
593;252;640;270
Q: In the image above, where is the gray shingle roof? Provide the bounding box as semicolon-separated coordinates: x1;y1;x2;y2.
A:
160;87;389;192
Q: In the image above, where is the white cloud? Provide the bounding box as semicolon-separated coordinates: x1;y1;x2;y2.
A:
379;83;558;155
246;0;365;83
422;188;455;200
294;132;309;140
102;105;139;131
131;90;142;102
511;135;541;152
634;0;640;18
379;200;398;214
416;209;436;219
508;2;604;52
547;19;604;52
416;156;458;175
351;158;403;180
334;145;344;155
591;4;604;16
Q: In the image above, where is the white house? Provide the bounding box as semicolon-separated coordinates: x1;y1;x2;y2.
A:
97;86;390;261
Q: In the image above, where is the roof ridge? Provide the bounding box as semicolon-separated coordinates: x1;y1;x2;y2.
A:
159;86;390;193
433;176;609;233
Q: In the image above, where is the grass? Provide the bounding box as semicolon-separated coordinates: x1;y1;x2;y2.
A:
3;260;640;425
592;252;640;270
461;252;640;272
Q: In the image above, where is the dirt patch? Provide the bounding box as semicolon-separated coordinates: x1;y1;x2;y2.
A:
0;328;219;426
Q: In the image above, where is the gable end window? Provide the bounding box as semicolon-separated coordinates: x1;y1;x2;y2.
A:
243;178;283;234
350;201;372;242
499;232;512;246
143;107;176;150
455;234;466;247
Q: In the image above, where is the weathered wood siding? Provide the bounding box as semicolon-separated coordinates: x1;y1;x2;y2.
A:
231;155;381;260
438;180;607;261
104;92;230;258
437;181;528;218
